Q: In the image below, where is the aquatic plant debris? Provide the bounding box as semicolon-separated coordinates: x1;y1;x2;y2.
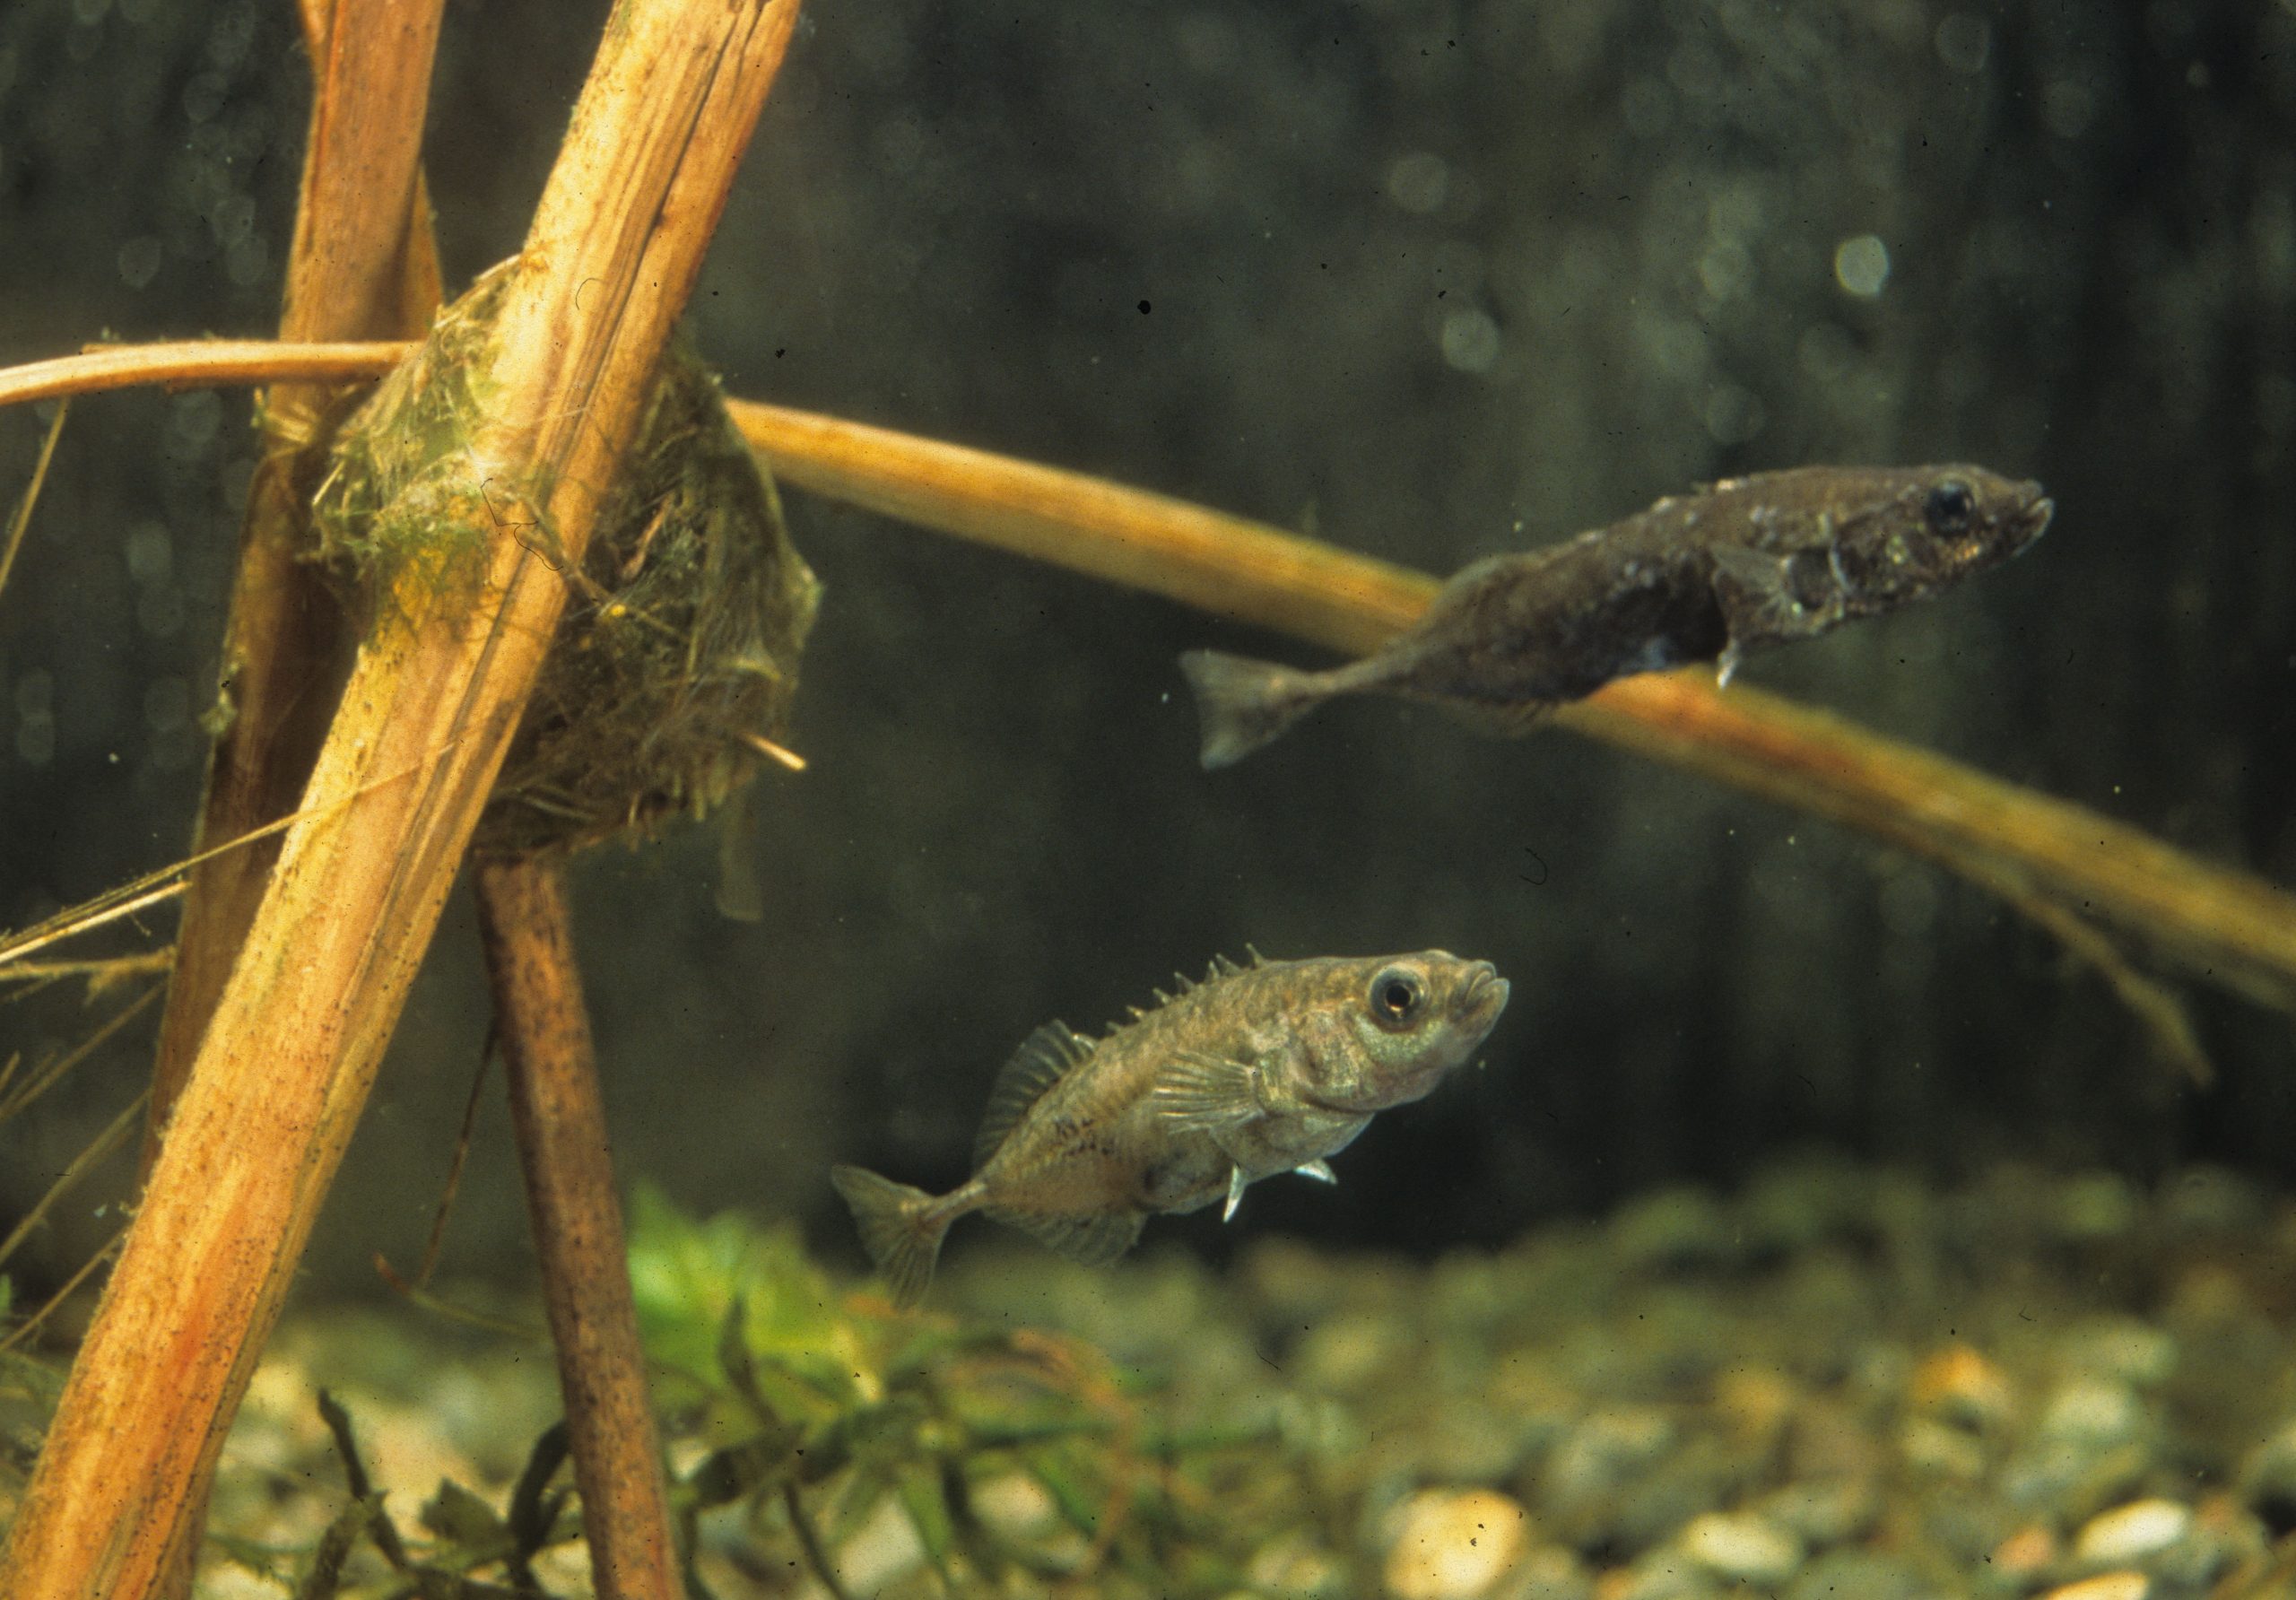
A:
1182;463;2051;767
831;949;1509;1307
309;274;821;858
155;1160;2296;1599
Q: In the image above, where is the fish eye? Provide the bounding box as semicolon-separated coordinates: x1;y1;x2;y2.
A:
1368;968;1424;1030
1924;479;1976;536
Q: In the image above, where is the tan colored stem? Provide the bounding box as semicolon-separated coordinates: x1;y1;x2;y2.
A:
0;340;410;411
721;400;2296;1013
731;399;1428;650
5;342;2292;1010
146;9;448;1589
0;2;800;1592
146;0;448;1179
476;859;680;1600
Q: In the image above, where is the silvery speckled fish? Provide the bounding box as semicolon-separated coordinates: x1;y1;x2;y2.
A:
831;949;1510;1307
1182;464;2053;768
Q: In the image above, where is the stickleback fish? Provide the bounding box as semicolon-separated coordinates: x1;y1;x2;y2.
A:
1182;464;2053;768
831;949;1510;1307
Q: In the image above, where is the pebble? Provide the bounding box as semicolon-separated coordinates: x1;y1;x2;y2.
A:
1599;1556;1721;1600
2038;1377;2147;1448
1759;1476;1878;1547
1899;1416;1988;1480
2057;1318;2178;1389
2234;1416;2296;1519
1542;1408;1677;1519
2071;1499;2191;1566
1384;1488;1531;1600
1509;1545;1595;1600
2039;1574;2149;1600
1784;1549;1930;1600
1297;1312;1402;1392
1608;1186;1735;1272
1909;1344;2016;1431
1677;1510;1803;1586
1250;1529;1349;1599
1990;1522;2059;1578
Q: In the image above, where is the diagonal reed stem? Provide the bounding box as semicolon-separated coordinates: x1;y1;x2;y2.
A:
0;1;801;1591
142;5;449;1590
144;0;453;1190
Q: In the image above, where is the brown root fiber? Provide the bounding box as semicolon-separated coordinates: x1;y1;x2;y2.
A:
313;300;822;859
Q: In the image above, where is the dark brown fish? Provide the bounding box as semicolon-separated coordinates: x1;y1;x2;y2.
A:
1182;464;2053;768
831;949;1510;1307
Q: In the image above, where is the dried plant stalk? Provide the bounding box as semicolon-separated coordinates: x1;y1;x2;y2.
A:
724;399;2296;1013
142;7;448;1591
146;0;452;1181
0;340;411;411
476;858;680;1599
0;2;800;1592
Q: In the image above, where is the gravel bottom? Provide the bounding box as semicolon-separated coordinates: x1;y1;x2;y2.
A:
130;1158;2296;1597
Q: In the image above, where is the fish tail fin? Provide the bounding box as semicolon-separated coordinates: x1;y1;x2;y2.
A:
1178;649;1329;770
830;1165;953;1309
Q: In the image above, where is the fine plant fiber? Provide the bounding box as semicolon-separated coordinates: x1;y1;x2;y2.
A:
308;265;515;624
477;339;822;857
309;267;822;858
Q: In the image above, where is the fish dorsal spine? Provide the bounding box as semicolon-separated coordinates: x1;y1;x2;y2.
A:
972;1021;1094;1171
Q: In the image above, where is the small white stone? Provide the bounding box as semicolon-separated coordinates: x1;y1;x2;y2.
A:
2041;1573;2150;1600
2073;1500;2191;1566
1383;1488;1531;1600
2040;1377;2145;1446
1679;1510;1804;1586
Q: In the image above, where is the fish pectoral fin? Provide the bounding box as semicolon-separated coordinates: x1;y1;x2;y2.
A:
1222;1164;1248;1222
1152;1052;1261;1132
1708;541;1792;596
1292;1158;1338;1185
1435;698;1552;739
996;1207;1145;1268
1709;543;1834;649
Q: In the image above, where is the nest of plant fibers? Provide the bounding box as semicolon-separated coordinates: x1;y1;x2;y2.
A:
310;281;822;858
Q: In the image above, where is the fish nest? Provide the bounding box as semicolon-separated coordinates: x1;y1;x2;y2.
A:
309;269;822;858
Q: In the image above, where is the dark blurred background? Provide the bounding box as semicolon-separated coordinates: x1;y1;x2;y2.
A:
1;0;2292;1306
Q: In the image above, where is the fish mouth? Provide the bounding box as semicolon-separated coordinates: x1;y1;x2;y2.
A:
1454;961;1511;1035
2012;488;2055;549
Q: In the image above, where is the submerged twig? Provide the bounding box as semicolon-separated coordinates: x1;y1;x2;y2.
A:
721;400;2296;1022
0;742;448;978
0;341;407;413
784;1482;857;1600
0;1225;124;1358
0;985;162;1127
409;1025;499;1290
0;951;176;993
0;1091;150;1275
0;398;67;605
475;857;682;1600
1959;855;2215;1086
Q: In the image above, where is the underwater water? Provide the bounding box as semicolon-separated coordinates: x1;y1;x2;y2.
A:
2;0;2295;1596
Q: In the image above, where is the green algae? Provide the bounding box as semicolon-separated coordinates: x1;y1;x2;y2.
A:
307;269;821;859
